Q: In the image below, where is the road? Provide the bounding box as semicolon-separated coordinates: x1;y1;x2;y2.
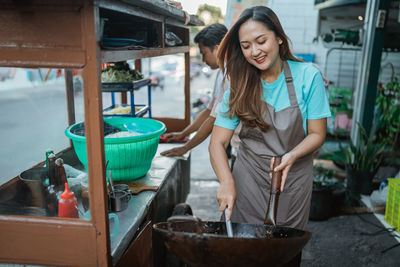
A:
0;70;217;185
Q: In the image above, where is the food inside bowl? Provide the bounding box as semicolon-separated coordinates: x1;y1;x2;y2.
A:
70;121;121;137
105;131;142;138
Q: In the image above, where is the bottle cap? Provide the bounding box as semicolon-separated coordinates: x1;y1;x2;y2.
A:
55;158;64;166
60;183;75;200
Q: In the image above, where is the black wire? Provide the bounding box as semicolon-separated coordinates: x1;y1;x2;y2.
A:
356;212;396;231
356;212;400;238
381;243;400;253
354;212;400;253
359;227;396;236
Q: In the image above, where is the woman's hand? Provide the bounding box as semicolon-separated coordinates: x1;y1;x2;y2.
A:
217;179;236;221
270;118;328;191
271;152;297;192
160;146;188;157
163;132;184;142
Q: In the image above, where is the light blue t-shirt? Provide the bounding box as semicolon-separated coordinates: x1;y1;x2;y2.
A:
215;60;332;134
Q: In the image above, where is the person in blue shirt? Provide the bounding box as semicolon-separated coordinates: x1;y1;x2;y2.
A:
209;5;331;233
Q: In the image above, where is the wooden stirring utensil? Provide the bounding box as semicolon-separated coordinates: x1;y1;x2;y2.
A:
264;157;282;226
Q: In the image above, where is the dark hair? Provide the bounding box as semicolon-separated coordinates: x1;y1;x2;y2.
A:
194;23;228;51
217;6;301;131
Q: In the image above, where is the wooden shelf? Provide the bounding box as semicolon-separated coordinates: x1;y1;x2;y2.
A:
100;0;164;23
101;46;189;63
0;47;86;68
118;0;204;26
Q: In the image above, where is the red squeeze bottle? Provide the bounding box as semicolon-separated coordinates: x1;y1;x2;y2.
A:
58;183;78;218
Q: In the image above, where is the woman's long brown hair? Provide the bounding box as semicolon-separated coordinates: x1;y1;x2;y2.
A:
218;6;301;131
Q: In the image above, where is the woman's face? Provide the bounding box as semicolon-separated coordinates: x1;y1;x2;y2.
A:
238;19;283;72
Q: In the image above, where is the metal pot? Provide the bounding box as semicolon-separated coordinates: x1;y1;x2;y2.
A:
19;167;47;208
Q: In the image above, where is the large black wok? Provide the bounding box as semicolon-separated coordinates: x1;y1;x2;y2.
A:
153;157;312;266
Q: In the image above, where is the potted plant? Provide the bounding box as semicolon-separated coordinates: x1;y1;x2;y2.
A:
374;79;400;172
376;79;400;157
342;124;385;195
309;165;337;220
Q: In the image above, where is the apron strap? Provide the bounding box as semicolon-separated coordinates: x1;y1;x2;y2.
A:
283;61;298;107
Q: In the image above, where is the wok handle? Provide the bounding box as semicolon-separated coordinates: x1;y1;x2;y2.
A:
264;157;282;225
167;215;202;235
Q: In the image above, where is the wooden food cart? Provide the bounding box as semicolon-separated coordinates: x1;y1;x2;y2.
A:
0;0;202;266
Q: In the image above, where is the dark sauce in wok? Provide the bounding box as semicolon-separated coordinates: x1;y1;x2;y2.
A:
164;221;302;239
202;222;291;239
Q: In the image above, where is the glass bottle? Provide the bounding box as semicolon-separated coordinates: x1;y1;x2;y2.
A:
44;149;54;186
55;158;68;193
44;153;58;216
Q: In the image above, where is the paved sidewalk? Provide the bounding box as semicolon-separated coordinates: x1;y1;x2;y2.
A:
186;136;220;221
185;138;400;266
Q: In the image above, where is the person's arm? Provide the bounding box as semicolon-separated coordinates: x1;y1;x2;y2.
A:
161;115;216;157
163;108;211;142
274;118;327;191
209;125;236;220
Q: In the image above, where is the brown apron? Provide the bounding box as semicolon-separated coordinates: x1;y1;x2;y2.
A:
231;61;313;230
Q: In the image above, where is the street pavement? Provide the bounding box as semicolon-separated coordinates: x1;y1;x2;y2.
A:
186;135;221;221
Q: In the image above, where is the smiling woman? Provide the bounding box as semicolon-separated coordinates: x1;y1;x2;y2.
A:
217;6;301;131
210;3;331;247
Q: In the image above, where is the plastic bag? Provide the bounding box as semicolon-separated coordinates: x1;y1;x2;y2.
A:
165;30;183;47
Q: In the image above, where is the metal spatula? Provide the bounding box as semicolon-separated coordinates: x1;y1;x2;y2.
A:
225;208;233;237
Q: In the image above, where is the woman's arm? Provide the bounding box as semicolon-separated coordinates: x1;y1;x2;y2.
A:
209;125;236;220
163;108;211;142
161;116;215;157
274;118;327;191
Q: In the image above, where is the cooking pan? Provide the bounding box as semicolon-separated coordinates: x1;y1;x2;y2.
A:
153;157;311;266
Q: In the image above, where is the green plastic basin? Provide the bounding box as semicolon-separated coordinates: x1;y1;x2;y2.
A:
65;117;166;181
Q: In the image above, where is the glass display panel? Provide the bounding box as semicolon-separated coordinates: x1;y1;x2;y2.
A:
0;68;87;220
141;54;185;119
